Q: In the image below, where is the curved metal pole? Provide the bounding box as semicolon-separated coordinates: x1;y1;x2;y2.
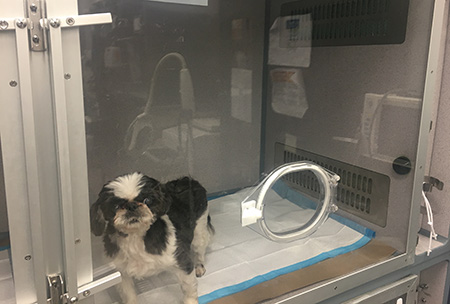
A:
144;52;189;114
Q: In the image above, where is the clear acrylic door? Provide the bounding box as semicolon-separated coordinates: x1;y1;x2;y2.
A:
78;0;265;302
0;0;443;303
0;142;15;304
77;0;442;303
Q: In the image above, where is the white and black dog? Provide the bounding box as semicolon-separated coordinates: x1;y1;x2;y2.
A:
90;173;213;304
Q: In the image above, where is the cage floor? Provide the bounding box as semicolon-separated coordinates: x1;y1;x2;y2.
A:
131;185;393;304
0;251;14;304
0;186;396;304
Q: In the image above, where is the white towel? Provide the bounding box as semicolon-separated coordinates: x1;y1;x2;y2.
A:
136;186;373;304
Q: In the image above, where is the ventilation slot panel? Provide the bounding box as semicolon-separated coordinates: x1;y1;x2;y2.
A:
275;143;390;227
280;0;410;47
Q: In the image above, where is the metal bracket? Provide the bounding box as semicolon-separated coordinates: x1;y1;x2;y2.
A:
47;274;81;304
1;3;111;53
421;176;444;216
27;0;47;51
423;176;444;192
47;275;65;304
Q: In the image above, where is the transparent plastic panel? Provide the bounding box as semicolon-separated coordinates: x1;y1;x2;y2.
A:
0;141;15;304
78;0;436;303
78;0;266;303
79;0;264;197
264;0;435;256
241;161;340;242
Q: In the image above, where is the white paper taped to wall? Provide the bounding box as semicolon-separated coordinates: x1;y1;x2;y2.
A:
268;14;312;68
270;68;308;119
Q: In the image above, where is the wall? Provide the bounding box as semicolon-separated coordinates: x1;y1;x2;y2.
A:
425;7;450;239
264;0;436;252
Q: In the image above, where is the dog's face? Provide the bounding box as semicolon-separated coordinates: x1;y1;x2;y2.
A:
90;173;171;236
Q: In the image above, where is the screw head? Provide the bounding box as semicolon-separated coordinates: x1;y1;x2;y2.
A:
330;204;338;213
24;254;31;261
15;19;27;29
32;35;40;44
66;17;75;26
83;290;91;297
69;296;78;303
0;20;9;30
9;80;18;87
64;73;71;80
49;18;60;28
30;3;38;13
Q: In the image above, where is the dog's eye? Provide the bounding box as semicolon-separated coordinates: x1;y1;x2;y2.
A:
115;205;120;210
143;198;150;205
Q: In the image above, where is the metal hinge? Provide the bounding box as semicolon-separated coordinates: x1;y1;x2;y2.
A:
421;175;444;216
47;275;78;304
0;5;111;52
423;176;444;193
26;0;47;51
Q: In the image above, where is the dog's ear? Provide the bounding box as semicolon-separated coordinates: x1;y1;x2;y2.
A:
90;193;108;236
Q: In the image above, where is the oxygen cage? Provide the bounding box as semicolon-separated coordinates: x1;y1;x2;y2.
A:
1;0;450;303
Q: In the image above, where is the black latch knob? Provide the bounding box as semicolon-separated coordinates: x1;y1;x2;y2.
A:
392;156;411;175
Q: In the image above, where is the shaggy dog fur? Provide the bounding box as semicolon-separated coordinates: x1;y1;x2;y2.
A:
90;173;213;304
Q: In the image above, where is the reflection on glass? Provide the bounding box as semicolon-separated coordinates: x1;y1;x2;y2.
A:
0;142;14;303
80;0;263;199
78;0;434;303
80;0;265;302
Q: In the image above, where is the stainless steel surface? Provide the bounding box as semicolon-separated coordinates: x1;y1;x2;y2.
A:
46;4;112;298
1;0;115;301
342;275;418;304
0;19;8;29
27;0;47;51
406;0;448;257
9;11;48;302
66;17;75;26
15;18;27;28
47;275;65;304
48;20;80;298
49;18;61;28
77;271;122;300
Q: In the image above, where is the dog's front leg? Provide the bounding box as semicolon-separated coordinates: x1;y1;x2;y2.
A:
117;273;137;304
175;269;199;304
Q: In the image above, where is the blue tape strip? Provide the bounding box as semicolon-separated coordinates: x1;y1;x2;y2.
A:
0;246;10;252
199;235;372;304
199;181;375;303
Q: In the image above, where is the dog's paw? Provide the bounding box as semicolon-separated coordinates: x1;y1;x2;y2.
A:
195;264;206;277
